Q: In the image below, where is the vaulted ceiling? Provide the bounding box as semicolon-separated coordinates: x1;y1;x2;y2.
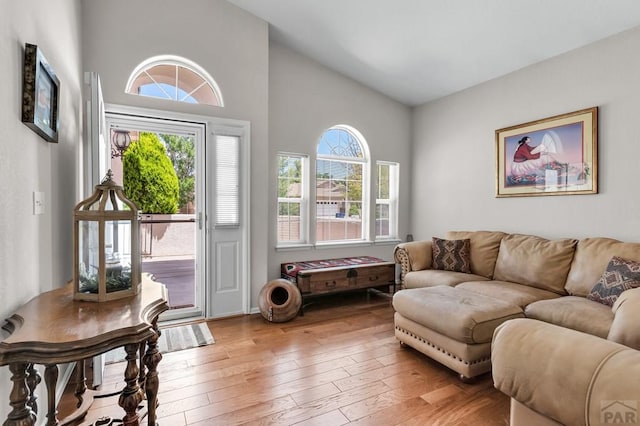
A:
227;0;640;106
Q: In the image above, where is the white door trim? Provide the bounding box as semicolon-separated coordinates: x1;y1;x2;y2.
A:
102;104;251;319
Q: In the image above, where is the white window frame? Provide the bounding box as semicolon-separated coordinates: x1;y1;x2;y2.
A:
276;152;309;247
375;161;399;241
125;55;224;107
315;125;370;246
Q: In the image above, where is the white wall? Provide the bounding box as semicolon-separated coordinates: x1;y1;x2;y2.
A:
0;0;83;420
412;26;640;242
81;0;270;308
268;42;412;279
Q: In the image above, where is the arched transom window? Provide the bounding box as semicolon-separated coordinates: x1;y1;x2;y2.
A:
125;55;223;107
315;125;370;242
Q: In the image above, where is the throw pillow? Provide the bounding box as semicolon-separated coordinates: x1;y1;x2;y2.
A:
431;237;471;273
587;256;640;307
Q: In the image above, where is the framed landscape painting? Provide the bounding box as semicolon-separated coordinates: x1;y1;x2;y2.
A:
495;107;598;197
22;43;60;143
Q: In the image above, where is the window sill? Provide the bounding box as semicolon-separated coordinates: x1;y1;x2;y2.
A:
276;243;314;252
276;239;400;251
374;238;402;246
314;241;373;249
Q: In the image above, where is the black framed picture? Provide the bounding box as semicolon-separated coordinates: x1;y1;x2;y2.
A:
22;43;60;143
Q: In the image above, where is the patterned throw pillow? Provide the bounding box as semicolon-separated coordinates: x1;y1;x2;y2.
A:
587;256;640;307
431;237;471;274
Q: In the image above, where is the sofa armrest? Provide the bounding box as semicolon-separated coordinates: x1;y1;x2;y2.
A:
493;318;640;426
608;287;640;350
393;240;432;285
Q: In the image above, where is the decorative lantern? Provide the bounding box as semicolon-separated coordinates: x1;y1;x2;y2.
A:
73;170;141;301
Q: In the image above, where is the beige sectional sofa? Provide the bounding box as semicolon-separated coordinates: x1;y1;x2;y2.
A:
493;317;640;425
392;231;640;381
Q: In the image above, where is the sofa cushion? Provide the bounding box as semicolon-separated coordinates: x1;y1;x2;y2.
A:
403;270;488;289
525;296;613;338
565;238;640;297
431;237;471;273
609;287;640;350
456;281;560;308
446;230;506;279
492;319;634;426
587;256;640;306
493;234;577;294
392;286;523;344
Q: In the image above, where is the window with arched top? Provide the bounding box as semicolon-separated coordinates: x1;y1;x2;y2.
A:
277;125;399;248
315;125;370;243
125;55;223;107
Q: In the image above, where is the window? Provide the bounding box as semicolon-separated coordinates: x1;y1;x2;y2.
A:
376;162;399;239
276;126;399;249
316;126;369;243
125;55;223;107
277;154;308;244
215;135;239;226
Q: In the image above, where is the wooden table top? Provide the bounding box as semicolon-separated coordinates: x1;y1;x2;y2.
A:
0;275;168;365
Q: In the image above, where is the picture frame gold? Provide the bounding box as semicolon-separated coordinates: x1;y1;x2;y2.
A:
495;107;598;197
22;43;60;143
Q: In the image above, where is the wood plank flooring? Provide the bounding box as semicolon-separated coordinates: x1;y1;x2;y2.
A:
58;290;509;425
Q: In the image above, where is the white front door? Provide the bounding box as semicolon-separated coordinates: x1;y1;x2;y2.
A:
84;72;110;387
97;106;251;320
84;72;109;195
104;112;206;321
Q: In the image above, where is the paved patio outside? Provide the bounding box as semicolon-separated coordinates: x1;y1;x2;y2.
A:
142;257;195;309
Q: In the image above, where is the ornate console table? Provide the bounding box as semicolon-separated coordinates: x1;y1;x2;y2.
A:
0;275;168;426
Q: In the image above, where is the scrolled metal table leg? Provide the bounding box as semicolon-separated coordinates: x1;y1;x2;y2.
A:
74;359;87;408
25;363;40;415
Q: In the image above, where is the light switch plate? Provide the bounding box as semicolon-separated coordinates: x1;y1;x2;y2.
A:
33;191;45;215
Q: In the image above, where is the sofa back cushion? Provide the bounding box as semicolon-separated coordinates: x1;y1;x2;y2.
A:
565;238;640;297
493;234;577;294
445;230;506;279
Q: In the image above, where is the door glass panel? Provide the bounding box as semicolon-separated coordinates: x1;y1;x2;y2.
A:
110;127;198;311
215;135;240;226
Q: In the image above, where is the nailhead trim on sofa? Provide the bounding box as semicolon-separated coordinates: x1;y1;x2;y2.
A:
395;325;491;366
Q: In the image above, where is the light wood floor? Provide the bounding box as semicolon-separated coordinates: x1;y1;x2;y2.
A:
59;290;509;425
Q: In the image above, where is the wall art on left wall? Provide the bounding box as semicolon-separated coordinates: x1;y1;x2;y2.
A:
22;43;60;143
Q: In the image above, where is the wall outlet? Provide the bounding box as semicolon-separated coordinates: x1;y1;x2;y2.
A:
33;191;45;215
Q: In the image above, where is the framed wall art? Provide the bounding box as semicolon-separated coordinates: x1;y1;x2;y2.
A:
495;107;598;197
22;43;60;143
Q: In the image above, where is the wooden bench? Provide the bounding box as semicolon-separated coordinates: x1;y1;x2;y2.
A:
281;256;396;313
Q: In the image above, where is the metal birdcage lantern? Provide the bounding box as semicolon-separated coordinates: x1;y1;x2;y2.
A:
73;170;141;301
